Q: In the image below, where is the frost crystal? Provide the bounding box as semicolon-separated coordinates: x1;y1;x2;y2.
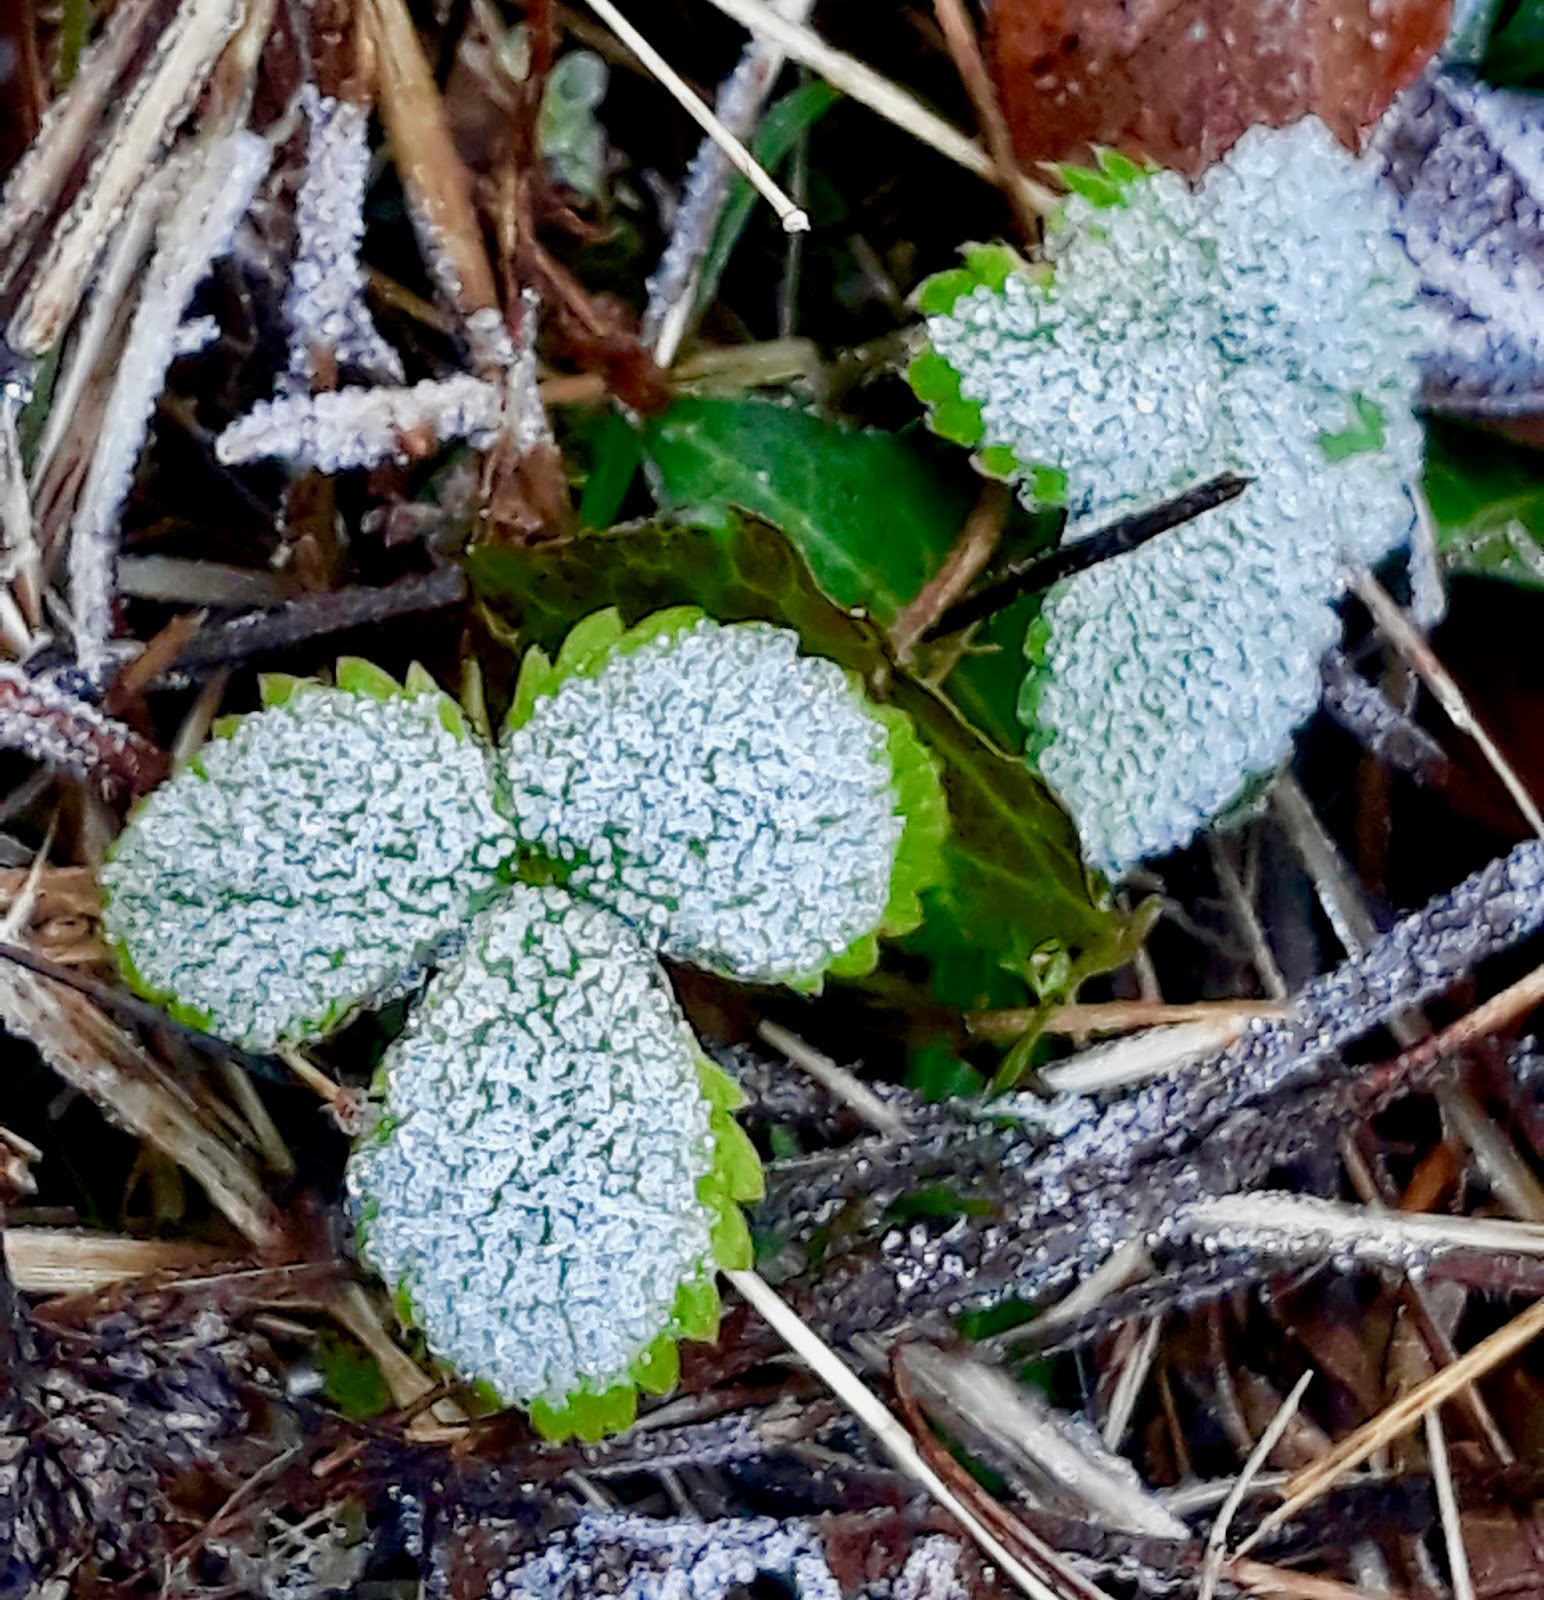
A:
70;131;269;680
214;374;503;472
286;87;404;386
347;888;718;1411
500;618;905;983
917;119;1429;874
101;678;515;1050
488;1515;845;1600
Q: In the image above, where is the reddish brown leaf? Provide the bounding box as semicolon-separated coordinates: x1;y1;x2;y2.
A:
989;0;1451;176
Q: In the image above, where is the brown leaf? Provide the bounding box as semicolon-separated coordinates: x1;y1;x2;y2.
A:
988;0;1451;176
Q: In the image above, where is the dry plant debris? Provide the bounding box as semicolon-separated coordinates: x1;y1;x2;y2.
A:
2;0;1544;1595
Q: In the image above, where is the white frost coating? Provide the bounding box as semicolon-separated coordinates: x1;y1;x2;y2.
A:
501;620;903;982
101;686;515;1051
286;87;404;386
347;889;716;1408
922;119;1429;875
488;1514;845;1600
215;374;503;472
69;132;269;681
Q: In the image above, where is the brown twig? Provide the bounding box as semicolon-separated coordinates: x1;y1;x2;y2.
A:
891;480;1010;663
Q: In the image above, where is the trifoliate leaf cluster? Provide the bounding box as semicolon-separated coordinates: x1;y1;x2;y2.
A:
104;618;946;1436
911;120;1429;875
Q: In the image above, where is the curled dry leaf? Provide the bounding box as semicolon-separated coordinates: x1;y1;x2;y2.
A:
988;0;1451;174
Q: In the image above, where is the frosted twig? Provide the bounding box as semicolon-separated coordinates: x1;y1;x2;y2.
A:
1208;837;1289;1001
585;0;809;237
28;165;172;514
899;1342;1188;1540
694;0;1058;214
1347;557;1544;838
0;388;40;635
0;0;157;298
970;999;1287;1041
1166;1191;1544;1269
68;133;268;681
8;0;243;358
1199;1372;1313;1600
1424;1410;1476;1600
1319;649;1448;784
727;1268;1099;1600
0;663;167;795
642;0;816;364
1244;1294;1544;1550
1038;1018;1274;1098
758;1020;907;1136
287;87;404;386
215;375;503;472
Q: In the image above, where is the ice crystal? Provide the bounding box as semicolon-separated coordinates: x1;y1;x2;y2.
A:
347;887;753;1426
488;1514;845;1600
214;374;503;472
500;612;941;985
914;119;1428;874
69;131;269;680
286;87;404;386
101;671;515;1051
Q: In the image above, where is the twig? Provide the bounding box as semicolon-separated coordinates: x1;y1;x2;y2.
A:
891;481;1010;662
970;999;1287;1041
1200;1372;1313;1600
1319;649;1448;785
1346;558;1544;839
1424;1409;1475;1600
757;1020;907;1136
728;1268;1103;1600
930;0;1039;239
933;474;1250;636
1243;1294;1544;1549
694;0;1058;213
1208;837;1289;1002
583;0;809;235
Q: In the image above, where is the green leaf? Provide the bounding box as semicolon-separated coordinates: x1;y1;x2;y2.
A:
906;1040;985;1101
1424;420;1544;588
1485;0;1544;83
642;396;973;627
573;406;644;529
316;1330;391;1421
1317;393;1387;462
697;79;840;314
469;512;1127;976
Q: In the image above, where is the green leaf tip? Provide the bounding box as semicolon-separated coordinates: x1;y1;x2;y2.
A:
500;609;950;987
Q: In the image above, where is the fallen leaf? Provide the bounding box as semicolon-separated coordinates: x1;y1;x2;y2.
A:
989;0;1450;175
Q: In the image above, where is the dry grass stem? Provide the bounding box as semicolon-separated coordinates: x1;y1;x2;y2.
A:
1347;558;1544;839
1247;1294;1544;1548
1424;1409;1476;1600
3;1227;230;1293
970;998;1289;1041
757;1020;908;1135
1100;1315;1163;1451
583;0;809;234
9;0;242;357
1037;1017;1272;1096
694;0;1059;214
1201;1372;1314;1600
892;481;1011;661
728;1268;1104;1600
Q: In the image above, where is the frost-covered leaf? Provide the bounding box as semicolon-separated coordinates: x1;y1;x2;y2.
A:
102;668;516;1051
914;121;1428;873
1375;69;1544;405
988;0;1449;175
501;609;946;985
347;886;761;1438
643;397;972;628
468;513;1127;977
